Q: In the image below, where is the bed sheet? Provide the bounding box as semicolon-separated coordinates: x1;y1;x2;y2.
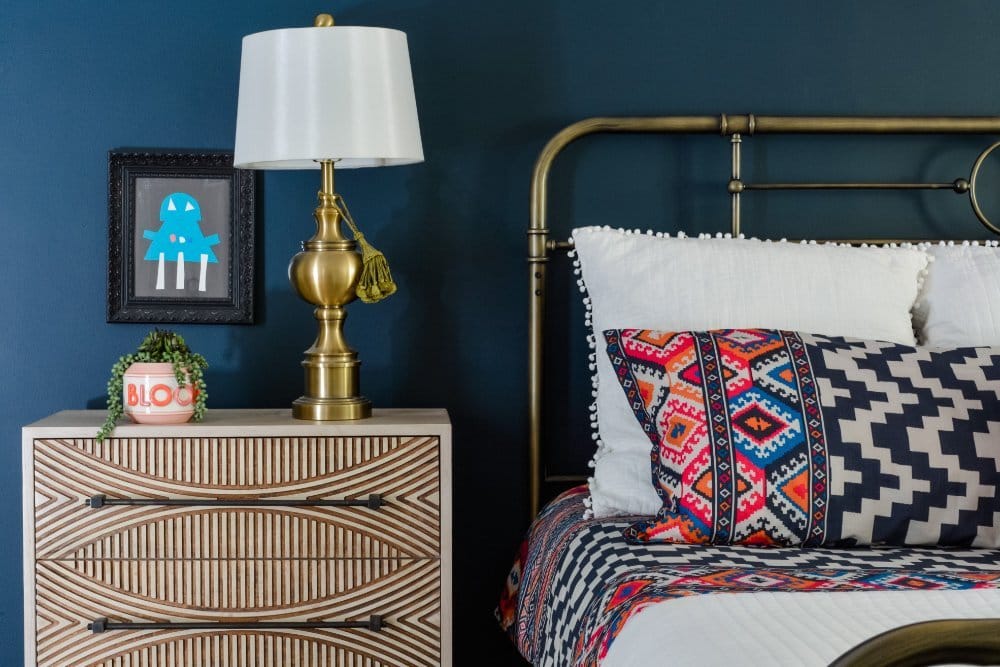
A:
498;487;1000;667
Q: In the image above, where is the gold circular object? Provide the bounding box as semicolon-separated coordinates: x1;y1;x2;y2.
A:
293;396;372;421
969;140;1000;235
288;248;361;307
314;13;335;27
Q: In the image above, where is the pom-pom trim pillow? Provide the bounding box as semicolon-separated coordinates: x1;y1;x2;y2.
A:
604;328;1000;548
572;227;929;518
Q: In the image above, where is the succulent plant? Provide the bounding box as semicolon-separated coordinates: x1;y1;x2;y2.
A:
97;329;208;441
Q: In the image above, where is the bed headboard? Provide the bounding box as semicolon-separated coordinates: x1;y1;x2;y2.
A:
527;114;1000;517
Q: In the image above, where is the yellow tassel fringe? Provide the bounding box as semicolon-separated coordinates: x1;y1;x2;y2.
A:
353;232;397;303
336;195;397;304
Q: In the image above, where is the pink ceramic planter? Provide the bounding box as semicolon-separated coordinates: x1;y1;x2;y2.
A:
122;362;197;424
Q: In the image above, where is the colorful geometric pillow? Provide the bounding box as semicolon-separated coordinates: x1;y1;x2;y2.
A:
604;328;1000;547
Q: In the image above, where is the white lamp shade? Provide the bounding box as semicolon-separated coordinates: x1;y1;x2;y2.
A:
233;26;423;169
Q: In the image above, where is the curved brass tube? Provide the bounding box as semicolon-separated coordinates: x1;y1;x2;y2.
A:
829;619;1000;667
969;140;1000;235
530;116;722;236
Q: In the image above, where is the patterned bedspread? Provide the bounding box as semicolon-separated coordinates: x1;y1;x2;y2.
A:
498;487;1000;667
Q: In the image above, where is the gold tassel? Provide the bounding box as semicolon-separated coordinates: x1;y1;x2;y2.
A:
335;195;397;304
353;231;397;303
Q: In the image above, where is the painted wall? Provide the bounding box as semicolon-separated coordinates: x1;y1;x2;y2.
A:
3;1;1000;663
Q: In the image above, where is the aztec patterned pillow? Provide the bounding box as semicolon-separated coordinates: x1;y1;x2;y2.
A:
604;328;1000;548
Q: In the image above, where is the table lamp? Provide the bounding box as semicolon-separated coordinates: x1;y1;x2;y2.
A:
233;13;423;421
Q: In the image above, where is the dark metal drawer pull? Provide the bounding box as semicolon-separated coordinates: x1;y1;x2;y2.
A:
87;493;384;510
88;616;384;634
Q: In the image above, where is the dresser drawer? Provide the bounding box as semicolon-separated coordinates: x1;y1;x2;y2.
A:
35;558;441;667
33;435;441;559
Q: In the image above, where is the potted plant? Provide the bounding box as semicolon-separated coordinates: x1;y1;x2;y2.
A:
97;329;208;441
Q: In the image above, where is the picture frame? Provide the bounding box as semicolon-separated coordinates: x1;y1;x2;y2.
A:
107;150;256;324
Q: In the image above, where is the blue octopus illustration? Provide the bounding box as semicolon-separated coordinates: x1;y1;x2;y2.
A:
143;193;220;291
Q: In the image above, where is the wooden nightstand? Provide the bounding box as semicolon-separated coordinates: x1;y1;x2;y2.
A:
22;408;451;667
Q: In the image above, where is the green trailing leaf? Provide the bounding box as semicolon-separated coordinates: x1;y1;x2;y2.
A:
97;329;209;442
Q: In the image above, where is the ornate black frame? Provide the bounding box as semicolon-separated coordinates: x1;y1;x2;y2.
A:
107;150;255;324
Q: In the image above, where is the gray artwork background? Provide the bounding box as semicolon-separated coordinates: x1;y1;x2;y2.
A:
133;177;231;299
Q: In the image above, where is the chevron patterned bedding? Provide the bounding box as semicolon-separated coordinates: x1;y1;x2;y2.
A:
498;487;1000;667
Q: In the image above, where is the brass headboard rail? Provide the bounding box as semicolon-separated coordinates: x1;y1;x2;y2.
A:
527;114;1000;518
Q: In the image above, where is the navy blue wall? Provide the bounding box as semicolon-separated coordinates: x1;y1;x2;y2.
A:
4;1;1000;662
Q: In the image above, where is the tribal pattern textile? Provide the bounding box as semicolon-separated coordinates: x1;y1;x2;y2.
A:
498;488;1000;667
605;329;1000;547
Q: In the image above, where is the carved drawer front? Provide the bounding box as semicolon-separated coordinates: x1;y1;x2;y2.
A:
35;558;441;667
33;436;441;559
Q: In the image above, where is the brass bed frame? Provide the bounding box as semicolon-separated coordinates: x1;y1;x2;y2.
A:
526;114;1000;666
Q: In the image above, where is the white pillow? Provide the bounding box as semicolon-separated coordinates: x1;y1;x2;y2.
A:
572;226;929;517
914;242;1000;347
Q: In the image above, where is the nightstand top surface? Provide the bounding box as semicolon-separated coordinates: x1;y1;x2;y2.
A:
24;408;450;438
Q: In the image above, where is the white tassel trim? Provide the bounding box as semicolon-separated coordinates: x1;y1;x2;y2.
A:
574;230;611;499
572;225;934;252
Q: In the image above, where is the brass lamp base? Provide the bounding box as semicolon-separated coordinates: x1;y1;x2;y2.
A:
293;396;372;421
287;161;373;421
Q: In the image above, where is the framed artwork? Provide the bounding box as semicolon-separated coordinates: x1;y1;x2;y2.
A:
108;150;256;323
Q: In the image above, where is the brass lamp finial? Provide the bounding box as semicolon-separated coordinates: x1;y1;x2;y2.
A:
314;13;335;27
